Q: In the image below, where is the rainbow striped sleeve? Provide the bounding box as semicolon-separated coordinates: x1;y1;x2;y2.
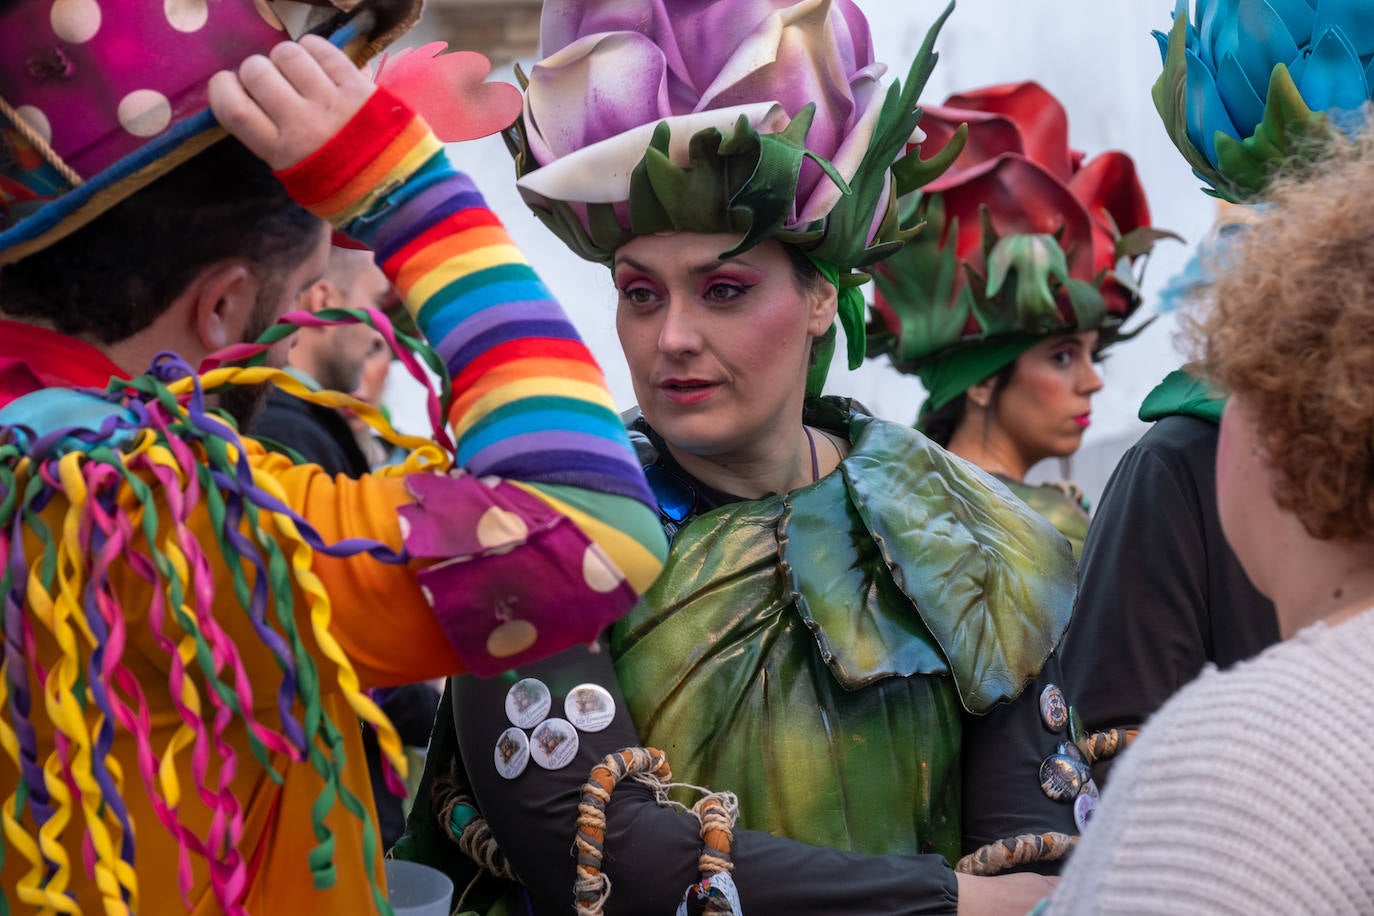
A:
277;89;664;572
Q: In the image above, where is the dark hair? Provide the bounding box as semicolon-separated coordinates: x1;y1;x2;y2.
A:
782;242;824;290
779;242;834;377
921;361;1018;447
0;138;322;344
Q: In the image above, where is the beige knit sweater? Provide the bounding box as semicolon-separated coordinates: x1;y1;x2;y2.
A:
1047;607;1374;915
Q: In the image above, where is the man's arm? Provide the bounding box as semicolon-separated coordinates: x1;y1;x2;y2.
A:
208;39;666;684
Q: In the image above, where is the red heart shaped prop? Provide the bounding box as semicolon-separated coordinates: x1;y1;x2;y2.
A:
373;42;524;143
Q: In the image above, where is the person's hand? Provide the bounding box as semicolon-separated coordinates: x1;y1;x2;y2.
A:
208;34;376;170
956;872;1058;916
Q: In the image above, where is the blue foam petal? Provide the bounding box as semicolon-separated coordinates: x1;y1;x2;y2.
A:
1313;0;1374;58
1199;0;1242;68
1235;0;1302;92
1288;52;1309;87
1153;29;1172;67
1186;48;1239;165
1264;0;1317;46
1299;27;1370;112
1216;52;1268;135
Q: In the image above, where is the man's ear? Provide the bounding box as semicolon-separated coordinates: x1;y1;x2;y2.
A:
298;279;330;315
188;262;257;353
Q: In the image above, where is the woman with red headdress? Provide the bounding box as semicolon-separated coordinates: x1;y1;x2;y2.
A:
869;82;1170;556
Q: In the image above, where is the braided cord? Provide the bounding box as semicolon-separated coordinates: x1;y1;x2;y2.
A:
692;794;736;916
956;832;1078;876
574;747;739;916
0;95;84;189
1077;728;1136;765
432;757;518;884
574;747;672;915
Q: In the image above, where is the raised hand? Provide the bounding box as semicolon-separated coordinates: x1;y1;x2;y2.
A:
208;35;377;170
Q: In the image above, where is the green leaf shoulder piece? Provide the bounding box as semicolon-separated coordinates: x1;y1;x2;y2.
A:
821;413;1075;712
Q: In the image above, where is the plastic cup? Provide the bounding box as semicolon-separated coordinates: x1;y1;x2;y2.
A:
385;858;454;916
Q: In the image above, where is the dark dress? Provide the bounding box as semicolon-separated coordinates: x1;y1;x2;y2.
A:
253;386;370;478
1060;373;1280;786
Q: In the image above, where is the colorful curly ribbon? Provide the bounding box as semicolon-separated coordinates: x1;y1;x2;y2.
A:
0;309;452;915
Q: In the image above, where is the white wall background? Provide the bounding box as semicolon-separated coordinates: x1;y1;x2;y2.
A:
388;0;1220;503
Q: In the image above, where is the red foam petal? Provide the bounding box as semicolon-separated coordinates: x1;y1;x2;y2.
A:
942;82;1074;183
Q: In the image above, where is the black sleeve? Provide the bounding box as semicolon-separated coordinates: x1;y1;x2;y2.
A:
960;650;1078;874
453;637;958;916
1059;417;1258;785
379;683;442;747
251;392;356;478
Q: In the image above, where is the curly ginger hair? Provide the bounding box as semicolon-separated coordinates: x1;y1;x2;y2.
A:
1196;134;1374;541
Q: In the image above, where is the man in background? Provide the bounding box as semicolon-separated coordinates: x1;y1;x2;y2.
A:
252;244;441;849
252;244;393;477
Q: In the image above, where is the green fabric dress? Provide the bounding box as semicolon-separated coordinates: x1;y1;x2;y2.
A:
614;399;1076;860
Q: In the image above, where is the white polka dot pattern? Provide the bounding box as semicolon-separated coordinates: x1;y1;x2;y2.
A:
475;506;530;549
0;0;288;182
116;90;173;138
582;543;625;594
163;0;209;32
486;620;539;658
49;0;101;43
15;106;53;145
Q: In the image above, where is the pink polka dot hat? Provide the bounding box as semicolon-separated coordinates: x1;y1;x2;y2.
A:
0;0;421;265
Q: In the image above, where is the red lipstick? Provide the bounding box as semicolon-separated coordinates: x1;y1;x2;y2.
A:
659;378;719;404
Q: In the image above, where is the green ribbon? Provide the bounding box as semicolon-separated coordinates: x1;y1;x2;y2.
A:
915;334;1039;423
803;254;867;398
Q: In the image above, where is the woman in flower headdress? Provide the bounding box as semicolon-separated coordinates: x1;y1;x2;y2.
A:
867;82;1168;556
403;2;1084;913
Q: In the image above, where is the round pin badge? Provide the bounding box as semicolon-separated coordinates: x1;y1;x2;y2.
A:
530;717;580;770
1039;685;1068;733
1074;791;1098;832
1057;740;1085;763
564;683;616;733
1039;753;1087;802
505;678;552;729
494;726;530;780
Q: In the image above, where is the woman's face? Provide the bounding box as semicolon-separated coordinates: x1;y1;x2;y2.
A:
613;233;834;457
989;331;1104;465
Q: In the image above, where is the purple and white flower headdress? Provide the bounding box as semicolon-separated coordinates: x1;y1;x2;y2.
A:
506;0;963;388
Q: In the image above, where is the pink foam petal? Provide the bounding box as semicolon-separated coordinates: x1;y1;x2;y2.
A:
525;31;673;165
374;42;524;143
